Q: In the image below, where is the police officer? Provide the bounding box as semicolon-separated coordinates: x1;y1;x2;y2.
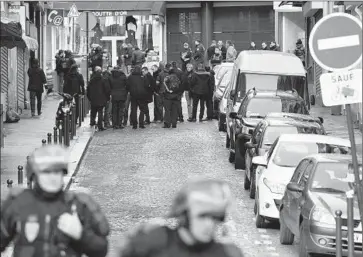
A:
119;179;245;257
1;145;110;257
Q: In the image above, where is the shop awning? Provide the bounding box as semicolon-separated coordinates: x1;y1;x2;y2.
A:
0;16;26;49
22;34;38;51
52;1;166;16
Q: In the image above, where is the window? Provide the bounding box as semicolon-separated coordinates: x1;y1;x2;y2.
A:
253;123;264;145
266;138;279;162
262;126;298;146
298;162;314;188
291;159;310;183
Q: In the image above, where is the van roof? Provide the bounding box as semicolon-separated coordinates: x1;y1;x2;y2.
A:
235;50;306;76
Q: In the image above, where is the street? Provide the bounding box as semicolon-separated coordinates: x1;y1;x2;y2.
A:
70;112;300;257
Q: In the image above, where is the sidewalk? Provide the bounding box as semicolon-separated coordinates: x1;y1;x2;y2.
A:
0;94;95;199
310;106;362;157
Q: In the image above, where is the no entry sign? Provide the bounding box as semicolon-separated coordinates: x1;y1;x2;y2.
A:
309;13;362;71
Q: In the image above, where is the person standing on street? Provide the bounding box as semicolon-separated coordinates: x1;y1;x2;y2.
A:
27;58;47;117
151;64;163;122
120;42;133;74
110;66;128;129
155;63;172;123
185;63;196;121
127;66;150;129
248;41;256;50
225;41;237;62
131;46;146;68
55;50;65;92
102;66;113;128
207;40;217;67
1;145;110;257
63;50;76;76
87;66;110;131
294;39;305;67
142;67;156;125
63;64;85;122
118;179;245;257
217;40;227;61
171;61;185;123
210;47;223;68
193;40;205;67
180;42;192;72
189;63;212;122
205;66;215;121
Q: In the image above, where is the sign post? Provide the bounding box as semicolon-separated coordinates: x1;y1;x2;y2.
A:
78;11;97;85
67;4;80;53
309;12;363;248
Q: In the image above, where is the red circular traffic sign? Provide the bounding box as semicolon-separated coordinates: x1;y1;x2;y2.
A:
309;13;362;71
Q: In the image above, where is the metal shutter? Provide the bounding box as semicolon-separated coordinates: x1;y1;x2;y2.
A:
17;47;25;110
313;10;323;105
1;47;8;114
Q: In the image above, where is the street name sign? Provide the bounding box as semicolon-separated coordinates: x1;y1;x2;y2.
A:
309;13;362;71
320;69;362;106
68;4;80;17
78;11;97;31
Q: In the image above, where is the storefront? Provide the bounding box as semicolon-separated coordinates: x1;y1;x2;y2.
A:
52;1;166;67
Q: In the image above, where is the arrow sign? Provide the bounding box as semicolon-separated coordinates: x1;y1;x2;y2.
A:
309;13;362;71
68;4;79;17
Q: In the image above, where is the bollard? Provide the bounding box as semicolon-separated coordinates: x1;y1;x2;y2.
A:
63;111;70;147
346;191;354;257
26;156;32;188
72;105;77;137
78;95;82;126
47;133;52;144
58;120;63;145
53;127;58;144
335;210;343;257
69;110;74;140
7;179;13;188
18;165;23;185
42;139;46;146
82;96;86;120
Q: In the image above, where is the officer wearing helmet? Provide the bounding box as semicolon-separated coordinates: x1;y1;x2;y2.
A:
119;179;244;257
1;145;110;257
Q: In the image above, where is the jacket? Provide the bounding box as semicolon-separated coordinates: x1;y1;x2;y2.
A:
126;69;150;100
226;46;237;62
156;69;170;94
131;50;145;66
191;69;212;95
63;67;85;96
120;47;133;66
87;72;111;107
0;188;110;257
163;70;185;101
193;44;205;63
207;45;216;60
109;69;128;101
144;72;156;103
27;65;47;92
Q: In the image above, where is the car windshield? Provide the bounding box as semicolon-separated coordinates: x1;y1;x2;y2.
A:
218;70;232;89
311;163;363;193
262;126;298;146
273;142;351;167
245;98;307;118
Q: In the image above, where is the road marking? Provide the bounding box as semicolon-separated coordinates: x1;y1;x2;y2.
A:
317;35;360;50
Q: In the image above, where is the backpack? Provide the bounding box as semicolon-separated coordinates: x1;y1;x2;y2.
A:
165;74;181;93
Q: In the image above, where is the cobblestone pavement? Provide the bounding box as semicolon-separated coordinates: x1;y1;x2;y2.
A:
70;103;361;257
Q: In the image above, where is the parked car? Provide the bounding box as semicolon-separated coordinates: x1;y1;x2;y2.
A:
265;112;324;127
244;116;326;199
214;62;234;87
218;81;233;132
228;88;309;169
251;134;351;229
279;154;362;257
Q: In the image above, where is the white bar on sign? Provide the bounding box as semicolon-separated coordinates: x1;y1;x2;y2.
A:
317;35;360;50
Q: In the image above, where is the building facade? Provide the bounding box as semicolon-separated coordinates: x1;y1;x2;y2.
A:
0;1;39;120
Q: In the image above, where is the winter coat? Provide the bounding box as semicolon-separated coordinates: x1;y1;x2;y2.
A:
180;48;192;71
144;72;156;103
191;68;212;95
226;46;237;62
131;49;145;66
63;57;76;75
109;69;128;101
120;47;133;66
87;72;110;107
163;69;185;101
219;45;227;60
0;187;110;257
63;67;85;96
211;53;223;66
156;69;170;94
207;45;216;60
27;64;47;93
193;44;205;64
126;69;150;100
185;70;197;92
294;44;305;62
55;54;65;74
90;51;103;69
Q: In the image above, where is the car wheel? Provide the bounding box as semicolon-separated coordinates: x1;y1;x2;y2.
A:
299;224;313;257
279;215;294;245
253;200;257;214
226;134;231;148
255;199;266;228
234;139;245;169
249;166;256;199
229;150;235;163
244;171;250;190
218;116;223;131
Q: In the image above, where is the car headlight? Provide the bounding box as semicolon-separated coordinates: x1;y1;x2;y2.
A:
263;178;286;194
311;207;335;226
